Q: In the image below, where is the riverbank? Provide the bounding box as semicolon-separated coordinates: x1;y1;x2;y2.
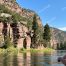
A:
0;47;55;55
19;48;54;53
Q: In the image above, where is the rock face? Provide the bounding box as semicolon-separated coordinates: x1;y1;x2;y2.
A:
0;0;31;49
50;27;66;49
0;21;31;49
0;0;43;49
17;23;31;49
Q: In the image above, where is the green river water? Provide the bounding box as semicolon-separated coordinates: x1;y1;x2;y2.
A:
0;50;65;66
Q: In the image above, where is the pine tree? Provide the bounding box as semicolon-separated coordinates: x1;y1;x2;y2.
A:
43;23;51;47
32;14;38;30
63;42;66;50
57;43;60;50
59;42;64;50
31;14;38;48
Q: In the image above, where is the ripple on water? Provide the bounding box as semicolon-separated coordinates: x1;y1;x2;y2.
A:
0;50;65;66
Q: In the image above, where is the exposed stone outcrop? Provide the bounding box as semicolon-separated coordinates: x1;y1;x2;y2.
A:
0;0;33;49
0;0;43;49
0;13;31;49
17;23;31;49
0;21;31;49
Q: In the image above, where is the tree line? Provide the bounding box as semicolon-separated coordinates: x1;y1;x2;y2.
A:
31;14;51;48
32;14;66;50
57;42;66;50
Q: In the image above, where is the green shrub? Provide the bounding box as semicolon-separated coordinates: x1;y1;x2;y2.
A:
6;47;18;54
0;4;28;23
4;36;14;48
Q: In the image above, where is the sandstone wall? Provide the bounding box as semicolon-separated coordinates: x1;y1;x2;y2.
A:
0;22;31;49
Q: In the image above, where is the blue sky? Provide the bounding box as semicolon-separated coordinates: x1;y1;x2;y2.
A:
16;0;66;31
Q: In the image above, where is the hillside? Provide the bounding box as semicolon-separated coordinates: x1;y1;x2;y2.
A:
50;27;66;48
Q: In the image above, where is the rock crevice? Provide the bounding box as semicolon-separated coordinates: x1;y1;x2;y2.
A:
0;22;31;49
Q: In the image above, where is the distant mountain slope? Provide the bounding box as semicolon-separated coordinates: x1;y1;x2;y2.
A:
50;27;66;46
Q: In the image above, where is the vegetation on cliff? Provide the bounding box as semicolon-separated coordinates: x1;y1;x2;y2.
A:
31;14;39;48
0;4;28;23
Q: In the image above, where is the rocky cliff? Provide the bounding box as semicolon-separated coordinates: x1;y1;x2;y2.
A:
0;0;43;49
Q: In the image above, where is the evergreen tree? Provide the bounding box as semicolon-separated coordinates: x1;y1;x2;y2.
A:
59;42;64;50
31;14;38;48
57;43;60;50
63;42;66;50
43;24;51;47
32;14;38;30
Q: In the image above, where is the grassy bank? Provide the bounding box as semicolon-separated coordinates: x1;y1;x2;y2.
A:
0;47;18;55
19;48;55;54
0;47;55;54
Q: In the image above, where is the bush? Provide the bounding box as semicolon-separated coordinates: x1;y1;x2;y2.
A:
4;36;14;48
6;47;18;54
0;4;28;23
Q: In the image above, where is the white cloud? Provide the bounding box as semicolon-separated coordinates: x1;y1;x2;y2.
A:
46;17;56;23
38;4;51;13
59;27;66;31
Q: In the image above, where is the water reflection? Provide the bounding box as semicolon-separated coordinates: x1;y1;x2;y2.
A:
0;51;65;66
30;53;51;66
13;54;18;66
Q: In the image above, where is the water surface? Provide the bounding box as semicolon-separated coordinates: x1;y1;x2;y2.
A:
0;50;66;66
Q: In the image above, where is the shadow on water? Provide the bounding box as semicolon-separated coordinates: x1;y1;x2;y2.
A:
0;50;66;66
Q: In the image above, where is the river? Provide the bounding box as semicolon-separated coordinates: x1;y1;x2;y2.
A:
0;50;66;66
